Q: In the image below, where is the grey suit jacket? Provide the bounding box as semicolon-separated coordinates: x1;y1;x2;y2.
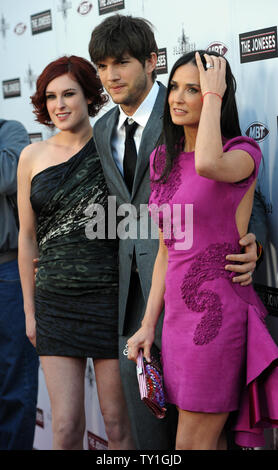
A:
93;82;166;339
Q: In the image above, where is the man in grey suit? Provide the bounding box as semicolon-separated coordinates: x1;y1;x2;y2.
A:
89;15;259;449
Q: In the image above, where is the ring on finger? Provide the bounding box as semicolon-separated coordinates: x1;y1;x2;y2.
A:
206;62;214;69
247;271;253;277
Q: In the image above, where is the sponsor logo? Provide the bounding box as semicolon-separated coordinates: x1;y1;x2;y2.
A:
36;408;44;428
58;0;72;19
25;65;37;89
173;27;196;56
14;23;27;35
245;122;269;142
98;0;125;16
207;42;228;56
29;133;43;143
0;14;10;38
31;10;52;35
156;48;168;75
77;1;92;15
2;78;21;98
87;431;108;450
239;26;278;63
254;284;278;317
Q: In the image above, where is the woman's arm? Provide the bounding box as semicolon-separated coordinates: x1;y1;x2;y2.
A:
17;145;39;347
194;53;259;284
127;230;168;363
194;52;254;183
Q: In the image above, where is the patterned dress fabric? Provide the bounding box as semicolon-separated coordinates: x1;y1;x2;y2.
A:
149;136;278;447
30;138;119;358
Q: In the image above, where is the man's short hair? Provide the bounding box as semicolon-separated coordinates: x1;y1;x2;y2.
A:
89;14;158;81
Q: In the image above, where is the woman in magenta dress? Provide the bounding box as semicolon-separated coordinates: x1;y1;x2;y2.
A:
127;50;278;449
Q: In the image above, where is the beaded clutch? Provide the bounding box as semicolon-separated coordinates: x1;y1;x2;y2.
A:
136;349;167;419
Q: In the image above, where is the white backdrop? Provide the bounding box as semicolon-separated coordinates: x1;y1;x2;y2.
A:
0;0;277;450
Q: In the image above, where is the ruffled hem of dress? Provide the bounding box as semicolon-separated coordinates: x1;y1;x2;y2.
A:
233;304;278;448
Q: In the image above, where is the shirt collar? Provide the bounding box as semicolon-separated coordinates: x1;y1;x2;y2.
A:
117;81;159;131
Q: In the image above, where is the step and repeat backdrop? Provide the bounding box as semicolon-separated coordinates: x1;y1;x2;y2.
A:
0;0;277;450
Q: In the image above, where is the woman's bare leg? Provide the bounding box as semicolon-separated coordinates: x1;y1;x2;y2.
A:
217;430;228;450
176;408;229;450
40;356;87;450
93;358;135;450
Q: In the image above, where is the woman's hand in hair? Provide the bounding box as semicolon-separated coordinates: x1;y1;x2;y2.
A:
195;52;227;99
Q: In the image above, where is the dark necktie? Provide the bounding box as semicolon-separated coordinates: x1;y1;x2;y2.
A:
123;119;138;193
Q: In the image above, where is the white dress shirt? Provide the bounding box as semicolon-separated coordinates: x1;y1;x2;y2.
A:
111;81;160;175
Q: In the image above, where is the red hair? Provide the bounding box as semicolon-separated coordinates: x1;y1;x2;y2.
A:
31;55;108;127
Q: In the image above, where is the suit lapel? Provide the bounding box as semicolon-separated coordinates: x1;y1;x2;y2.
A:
103;107;130;201
131;83;166;200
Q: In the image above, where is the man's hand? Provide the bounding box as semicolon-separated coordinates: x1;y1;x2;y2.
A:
33;257;39;282
225;233;257;286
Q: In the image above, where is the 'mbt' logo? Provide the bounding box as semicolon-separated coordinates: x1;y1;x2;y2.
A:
14;23;27;35
245;122;269;142
77;1;92;15
207;42;228;56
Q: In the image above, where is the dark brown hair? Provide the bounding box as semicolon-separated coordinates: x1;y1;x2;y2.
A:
89;14;158;81
154;50;242;182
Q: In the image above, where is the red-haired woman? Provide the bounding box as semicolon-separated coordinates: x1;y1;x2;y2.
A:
17;56;134;450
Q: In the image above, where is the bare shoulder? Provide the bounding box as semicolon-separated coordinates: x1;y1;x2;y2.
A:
19;140;50;164
20;140;44;158
18;141;50;179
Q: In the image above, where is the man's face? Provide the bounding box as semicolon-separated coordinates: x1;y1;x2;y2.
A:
96;54;156;115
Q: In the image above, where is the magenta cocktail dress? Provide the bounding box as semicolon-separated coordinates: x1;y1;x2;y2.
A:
149;136;278;447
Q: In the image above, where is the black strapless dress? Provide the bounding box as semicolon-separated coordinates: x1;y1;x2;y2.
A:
30;138;119;358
